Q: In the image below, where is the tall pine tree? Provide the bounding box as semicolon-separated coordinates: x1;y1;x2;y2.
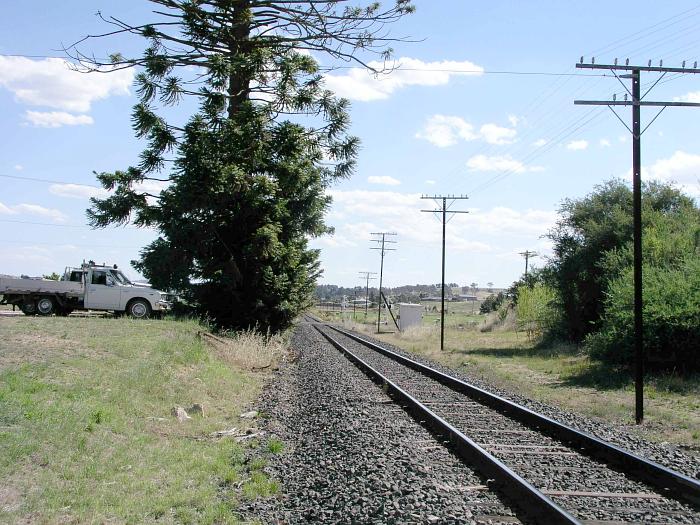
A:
71;1;414;331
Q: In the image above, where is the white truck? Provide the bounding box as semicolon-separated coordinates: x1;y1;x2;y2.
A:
0;263;174;318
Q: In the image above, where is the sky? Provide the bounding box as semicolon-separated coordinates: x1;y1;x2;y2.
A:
2;1;700;289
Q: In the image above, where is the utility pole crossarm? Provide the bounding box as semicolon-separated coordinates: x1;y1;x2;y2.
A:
420;210;470;213
576;62;700;74
519;250;538;277
574;100;700;107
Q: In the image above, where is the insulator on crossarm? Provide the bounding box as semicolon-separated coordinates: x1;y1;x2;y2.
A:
648;59;652;67
592;57;595;64
626;58;629;66
613;94;617;101
614;58;618;65
580;56;584;64
683;61;686;68
695;61;698;68
624;94;628;101
659;60;663;67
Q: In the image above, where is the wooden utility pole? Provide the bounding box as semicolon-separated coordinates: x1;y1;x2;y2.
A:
358;271;377;317
574;57;700;424
519;250;538;277
370;233;397;333
421;195;469;351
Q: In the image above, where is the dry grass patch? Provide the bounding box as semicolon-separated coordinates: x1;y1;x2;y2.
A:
201;329;287;371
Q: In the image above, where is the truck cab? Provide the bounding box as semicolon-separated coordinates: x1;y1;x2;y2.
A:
64;264;174;317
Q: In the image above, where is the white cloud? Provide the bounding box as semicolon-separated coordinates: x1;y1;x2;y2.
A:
675;91;700;103
466;154;543;174
24;111;93;128
415;114;478;147
469;207;558;237
48;179;168;204
508;115;520;127
0;56;132;113
14;164;23;171
416;115;517;148
0;201;68;222
532;138;547;147
645;150;700;197
324;57;484;101
368;175;401;186
599;138;611;147
479;123;517;145
566;140;589;151
325;190;555;249
315;234;357;248
425;179;436;185
49;183;108;199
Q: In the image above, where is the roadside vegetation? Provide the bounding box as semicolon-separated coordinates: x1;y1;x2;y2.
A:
0;316;284;524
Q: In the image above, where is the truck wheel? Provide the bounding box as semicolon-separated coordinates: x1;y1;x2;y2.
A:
127;299;151;319
36;297;56;316
20;302;37;316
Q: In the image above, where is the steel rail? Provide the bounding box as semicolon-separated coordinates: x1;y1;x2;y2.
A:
326;324;700;506
313;324;580;525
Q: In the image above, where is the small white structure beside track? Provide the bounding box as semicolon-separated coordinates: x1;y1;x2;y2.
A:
397;303;423;331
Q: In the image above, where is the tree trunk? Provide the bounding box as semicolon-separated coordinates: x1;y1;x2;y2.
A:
227;0;252;119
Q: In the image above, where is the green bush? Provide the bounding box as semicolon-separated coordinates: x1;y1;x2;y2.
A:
480;292;505;314
586;256;700;371
516;283;561;339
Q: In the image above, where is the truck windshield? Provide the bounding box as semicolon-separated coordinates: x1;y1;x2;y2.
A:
110;270;132;285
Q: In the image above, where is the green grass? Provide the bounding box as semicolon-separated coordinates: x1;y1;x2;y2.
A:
317;308;700;453
0;316;278;524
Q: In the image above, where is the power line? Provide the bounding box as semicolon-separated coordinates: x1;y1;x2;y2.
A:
0;239;141;249
0;173;102;188
325;65;609;77
0;53;613;78
435;2;700;196
0;219;90;228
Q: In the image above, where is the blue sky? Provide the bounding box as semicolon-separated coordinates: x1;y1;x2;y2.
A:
2;1;700;288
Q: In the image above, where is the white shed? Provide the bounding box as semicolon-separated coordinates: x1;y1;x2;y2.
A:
397;303;423;331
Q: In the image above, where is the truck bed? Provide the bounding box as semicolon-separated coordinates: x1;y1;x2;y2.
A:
0;277;84;296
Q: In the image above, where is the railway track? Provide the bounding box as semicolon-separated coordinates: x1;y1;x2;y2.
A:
303;315;700;525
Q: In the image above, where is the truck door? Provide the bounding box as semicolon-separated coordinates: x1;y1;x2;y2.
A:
84;269;122;310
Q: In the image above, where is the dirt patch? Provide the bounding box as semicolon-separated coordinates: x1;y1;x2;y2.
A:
0;328;93;371
0;483;22;513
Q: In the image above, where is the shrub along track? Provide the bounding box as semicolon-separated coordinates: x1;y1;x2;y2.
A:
307;315;700;525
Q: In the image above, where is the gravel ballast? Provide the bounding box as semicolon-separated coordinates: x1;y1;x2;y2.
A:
243;322;524;524
242;318;700;523
321;325;700;524
331;324;700;481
